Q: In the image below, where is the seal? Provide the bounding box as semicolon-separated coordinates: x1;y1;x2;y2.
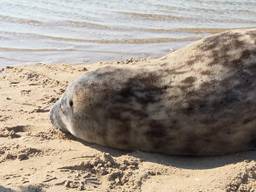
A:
50;29;256;155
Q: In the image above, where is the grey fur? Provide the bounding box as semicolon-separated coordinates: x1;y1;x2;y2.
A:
50;29;256;155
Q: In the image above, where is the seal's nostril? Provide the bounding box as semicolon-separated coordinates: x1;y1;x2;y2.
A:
69;100;73;107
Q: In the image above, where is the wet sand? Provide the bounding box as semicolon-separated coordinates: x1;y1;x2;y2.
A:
0;57;256;192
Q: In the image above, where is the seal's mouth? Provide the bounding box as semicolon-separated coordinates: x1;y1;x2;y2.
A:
49;100;69;133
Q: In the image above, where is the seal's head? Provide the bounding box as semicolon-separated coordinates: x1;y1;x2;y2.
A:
50;93;73;134
49;73;105;143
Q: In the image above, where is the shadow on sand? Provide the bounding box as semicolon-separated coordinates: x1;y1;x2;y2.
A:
0;185;43;192
0;186;14;192
67;133;256;170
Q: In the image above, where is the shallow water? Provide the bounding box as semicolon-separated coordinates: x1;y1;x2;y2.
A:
0;0;256;66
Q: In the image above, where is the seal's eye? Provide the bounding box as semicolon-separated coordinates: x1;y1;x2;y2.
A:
69;100;73;107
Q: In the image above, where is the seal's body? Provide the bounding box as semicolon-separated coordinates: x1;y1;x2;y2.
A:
50;29;256;155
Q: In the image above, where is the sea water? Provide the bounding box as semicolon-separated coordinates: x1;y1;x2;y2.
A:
0;0;256;66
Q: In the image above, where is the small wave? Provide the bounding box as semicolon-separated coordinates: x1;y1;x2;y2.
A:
196;0;256;6
0;56;30;62
135;27;231;34
0;47;76;52
33;35;201;44
0;30;202;44
56;20;126;31
0;14;43;26
116;11;256;24
116;11;192;21
89;37;201;44
154;2;256;15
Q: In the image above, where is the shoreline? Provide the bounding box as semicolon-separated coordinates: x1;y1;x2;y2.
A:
0;58;256;191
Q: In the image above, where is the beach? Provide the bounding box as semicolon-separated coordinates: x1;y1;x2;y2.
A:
1;0;256;191
0;57;256;192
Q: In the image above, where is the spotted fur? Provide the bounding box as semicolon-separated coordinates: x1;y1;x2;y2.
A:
50;29;256;155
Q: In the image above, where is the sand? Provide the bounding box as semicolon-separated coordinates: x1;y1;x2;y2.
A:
0;58;256;192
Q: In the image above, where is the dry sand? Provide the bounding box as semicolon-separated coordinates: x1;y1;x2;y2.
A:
0;58;256;192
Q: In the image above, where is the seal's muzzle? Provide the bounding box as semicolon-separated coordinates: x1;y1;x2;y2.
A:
49;100;69;133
